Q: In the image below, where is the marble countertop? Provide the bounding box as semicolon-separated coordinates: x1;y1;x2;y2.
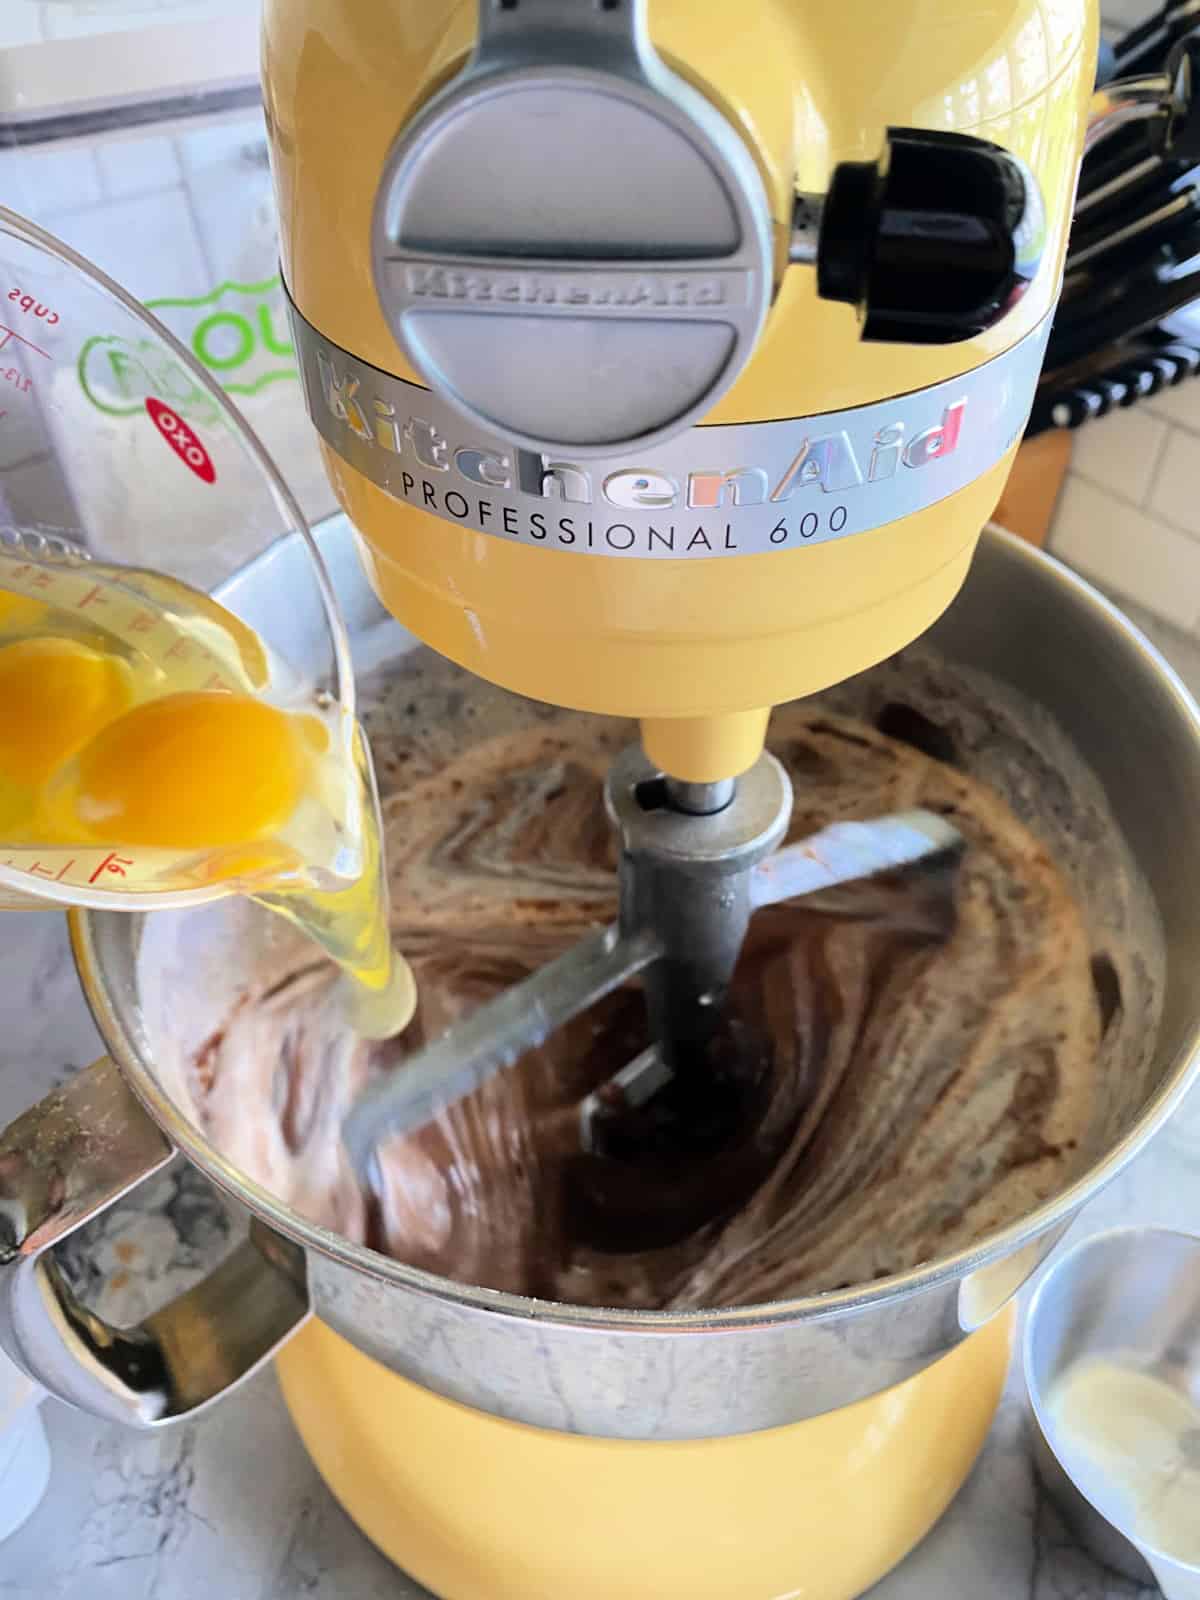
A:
2;590;1199;1600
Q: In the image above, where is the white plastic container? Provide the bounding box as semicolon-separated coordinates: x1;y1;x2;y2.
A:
1163;1081;1200;1164
0;1350;50;1544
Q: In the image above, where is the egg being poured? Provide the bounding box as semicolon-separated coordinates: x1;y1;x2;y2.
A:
0;545;414;1041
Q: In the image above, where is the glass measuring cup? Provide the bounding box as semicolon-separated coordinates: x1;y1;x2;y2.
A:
0;205;358;913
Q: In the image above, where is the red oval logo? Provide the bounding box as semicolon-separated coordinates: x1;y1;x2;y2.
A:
145;397;216;485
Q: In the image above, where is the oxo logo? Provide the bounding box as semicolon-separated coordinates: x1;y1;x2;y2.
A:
145;396;216;484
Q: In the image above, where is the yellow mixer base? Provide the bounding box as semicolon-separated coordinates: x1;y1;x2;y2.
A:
277;1306;1014;1599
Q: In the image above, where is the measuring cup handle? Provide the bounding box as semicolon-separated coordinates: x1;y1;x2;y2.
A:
0;1056;309;1425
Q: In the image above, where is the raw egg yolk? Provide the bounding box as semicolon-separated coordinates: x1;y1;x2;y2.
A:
0;591;49;632
71;690;308;849
0;636;133;786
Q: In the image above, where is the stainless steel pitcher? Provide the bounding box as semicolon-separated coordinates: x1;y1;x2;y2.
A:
3;522;1199;1443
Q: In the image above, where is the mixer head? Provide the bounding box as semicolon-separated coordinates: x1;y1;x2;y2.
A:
263;0;1095;1163
369;0;1041;457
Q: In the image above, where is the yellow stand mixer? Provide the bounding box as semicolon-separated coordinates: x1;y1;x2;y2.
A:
260;1;1097;1593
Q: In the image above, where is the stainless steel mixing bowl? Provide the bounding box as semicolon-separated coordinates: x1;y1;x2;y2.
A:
2;522;1200;1442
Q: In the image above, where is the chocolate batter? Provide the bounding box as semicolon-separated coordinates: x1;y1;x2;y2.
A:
186;647;1162;1310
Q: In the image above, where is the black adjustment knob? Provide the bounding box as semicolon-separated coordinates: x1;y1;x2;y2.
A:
816;128;1045;345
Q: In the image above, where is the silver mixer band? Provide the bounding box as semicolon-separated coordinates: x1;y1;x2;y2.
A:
288;292;1051;562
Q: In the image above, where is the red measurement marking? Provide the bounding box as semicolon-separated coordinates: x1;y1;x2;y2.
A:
75;583;108;611
6;288;61;328
88;851;134;885
0;324;49;360
145;398;216;485
28;860;74;881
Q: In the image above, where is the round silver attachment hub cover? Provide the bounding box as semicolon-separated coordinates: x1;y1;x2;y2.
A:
371;0;774;456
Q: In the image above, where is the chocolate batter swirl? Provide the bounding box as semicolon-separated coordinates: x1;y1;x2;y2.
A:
187;648;1161;1310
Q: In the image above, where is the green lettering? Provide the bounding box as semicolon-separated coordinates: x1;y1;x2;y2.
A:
257;302;293;359
193;311;254;371
105;347;139;398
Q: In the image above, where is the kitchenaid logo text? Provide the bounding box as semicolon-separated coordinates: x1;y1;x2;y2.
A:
403;264;736;309
291;302;1050;561
321;348;963;499
317;348;964;543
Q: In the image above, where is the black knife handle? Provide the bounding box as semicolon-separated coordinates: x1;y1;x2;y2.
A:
1158;339;1200;375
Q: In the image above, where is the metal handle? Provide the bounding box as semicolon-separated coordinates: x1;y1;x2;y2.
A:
0;1056;309;1426
477;0;645;57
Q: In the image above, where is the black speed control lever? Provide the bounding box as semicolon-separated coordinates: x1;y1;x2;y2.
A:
795;128;1046;345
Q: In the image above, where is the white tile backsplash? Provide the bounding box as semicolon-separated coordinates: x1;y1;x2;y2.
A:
47;185;211;299
95;135;181;200
1039;4;1200;642
176;118;266;175
1068;404;1168;503
1147;427;1200;537
0;143;102;218
177;117;275;282
1144;374;1200;432
1051;476;1200;630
